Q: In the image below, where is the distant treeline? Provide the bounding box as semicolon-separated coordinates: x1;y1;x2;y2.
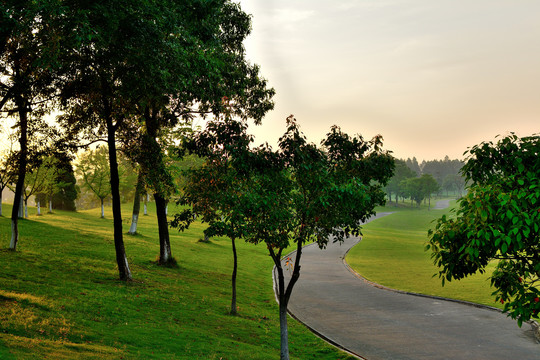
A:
386;156;465;205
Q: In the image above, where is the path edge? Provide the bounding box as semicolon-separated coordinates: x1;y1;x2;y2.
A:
342;245;540;344
272;242;367;360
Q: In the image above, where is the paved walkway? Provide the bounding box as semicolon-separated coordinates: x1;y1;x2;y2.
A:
281;212;539;360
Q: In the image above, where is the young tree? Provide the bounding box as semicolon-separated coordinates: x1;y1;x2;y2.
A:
427;133;540;326
173;116;394;360
76;147;111;218
20;156;55;217
172;118;254;315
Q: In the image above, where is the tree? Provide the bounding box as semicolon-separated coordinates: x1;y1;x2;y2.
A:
127;170;145;235
20;155;55;217
173;118;254;315
123;0;274;266
401;177;424;206
0;149;16;217
427;133;540;326
49;152;78;211
76;147;111;218
385;158;416;204
420;173;440;210
406;157;421;176
1;0;64;250
174;116;394;360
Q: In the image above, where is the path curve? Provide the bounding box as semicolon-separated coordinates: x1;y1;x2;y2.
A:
280;213;539;360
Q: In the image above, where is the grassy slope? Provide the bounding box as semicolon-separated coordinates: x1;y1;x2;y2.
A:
0;203;355;360
347;201;503;309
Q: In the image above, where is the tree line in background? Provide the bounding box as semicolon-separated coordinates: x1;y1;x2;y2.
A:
385;156;466;208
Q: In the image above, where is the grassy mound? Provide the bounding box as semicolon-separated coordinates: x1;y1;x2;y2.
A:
0;203;354;360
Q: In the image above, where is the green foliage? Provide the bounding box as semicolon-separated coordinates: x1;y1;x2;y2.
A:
428;133;540;325
385;159;416;203
400;174;440;207
173;115;394;359
76;147;111;203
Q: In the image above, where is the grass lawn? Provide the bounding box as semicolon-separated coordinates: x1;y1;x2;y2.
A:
0;202;355;360
347;200;504;309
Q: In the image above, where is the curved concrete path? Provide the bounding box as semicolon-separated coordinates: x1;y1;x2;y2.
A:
282;212;539;360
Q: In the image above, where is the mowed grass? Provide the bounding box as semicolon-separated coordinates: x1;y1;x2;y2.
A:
0;202;355;360
347;201;504;309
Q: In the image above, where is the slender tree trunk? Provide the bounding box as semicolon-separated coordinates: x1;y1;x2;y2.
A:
104;100;131;281
143;193;148;215
48;197;53;213
271;240;304;360
128;172;143;235
279;300;290;360
154;193;172;264
10;99;28;251
230;237;238;315
37;201;41;215
100;198;105;218
24;198;28;218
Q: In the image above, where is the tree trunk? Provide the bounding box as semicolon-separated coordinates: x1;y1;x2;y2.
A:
271;240;304;360
48;199;52;213
100;198;105;218
105;100;132;281
37;201;41;215
128;172;143;235
10;98;28;251
230;237;238;315
24;198;28;218
154;193;172;264
144;193;148;215
279;300;290;360
18;196;24;218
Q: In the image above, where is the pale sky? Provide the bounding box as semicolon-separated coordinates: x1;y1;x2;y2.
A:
240;0;540;160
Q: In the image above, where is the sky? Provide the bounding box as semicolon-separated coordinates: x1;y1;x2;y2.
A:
239;0;540;160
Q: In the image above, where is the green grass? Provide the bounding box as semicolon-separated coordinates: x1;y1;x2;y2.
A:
0;202;355;360
348;200;503;309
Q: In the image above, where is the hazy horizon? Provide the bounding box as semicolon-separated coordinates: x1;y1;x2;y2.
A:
240;0;540;160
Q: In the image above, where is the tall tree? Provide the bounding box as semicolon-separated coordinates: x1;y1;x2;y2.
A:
125;0;274;265
428;133;540;326
1;0;63;250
